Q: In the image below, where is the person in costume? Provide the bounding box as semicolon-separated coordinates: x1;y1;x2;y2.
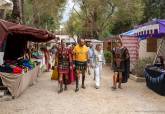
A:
55;40;71;93
111;40;129;90
122;47;130;83
73;38;89;92
67;45;75;84
93;44;105;89
43;47;51;72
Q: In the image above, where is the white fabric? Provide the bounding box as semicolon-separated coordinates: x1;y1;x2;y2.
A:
93;50;105;66
135;24;160;35
94;63;102;87
0;52;4;65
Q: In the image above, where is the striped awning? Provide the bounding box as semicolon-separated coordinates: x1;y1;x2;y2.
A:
134;19;165;40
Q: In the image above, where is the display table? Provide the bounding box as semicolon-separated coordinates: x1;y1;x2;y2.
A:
0;65;40;98
144;66;165;96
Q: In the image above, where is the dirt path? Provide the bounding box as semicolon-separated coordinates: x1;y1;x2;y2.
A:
0;66;165;114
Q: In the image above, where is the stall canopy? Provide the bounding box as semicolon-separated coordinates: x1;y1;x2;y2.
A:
134;19;165;40
0;19;55;48
0;19;55;60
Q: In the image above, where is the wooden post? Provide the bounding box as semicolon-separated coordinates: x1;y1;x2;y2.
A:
153;38;164;64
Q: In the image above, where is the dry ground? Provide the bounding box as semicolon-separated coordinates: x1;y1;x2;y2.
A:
0;66;165;114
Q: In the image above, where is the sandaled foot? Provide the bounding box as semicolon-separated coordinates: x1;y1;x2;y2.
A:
81;85;86;89
64;87;67;91
118;86;122;89
111;86;117;91
95;86;100;89
75;88;79;92
58;88;63;93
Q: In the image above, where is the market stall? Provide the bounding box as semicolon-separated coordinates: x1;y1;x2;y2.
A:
135;19;165;95
0;19;55;98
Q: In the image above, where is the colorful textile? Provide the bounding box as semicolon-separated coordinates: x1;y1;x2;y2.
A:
13;67;22;74
112;47;125;72
68;48;75;84
57;47;70;74
73;45;89;62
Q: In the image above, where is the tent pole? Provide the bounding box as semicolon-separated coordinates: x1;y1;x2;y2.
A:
153;38;164;64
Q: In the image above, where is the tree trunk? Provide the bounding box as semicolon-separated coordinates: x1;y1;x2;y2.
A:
21;0;24;23
0;9;5;19
12;0;21;23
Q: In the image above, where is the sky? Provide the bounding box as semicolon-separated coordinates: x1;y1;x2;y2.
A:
61;0;80;24
61;0;74;23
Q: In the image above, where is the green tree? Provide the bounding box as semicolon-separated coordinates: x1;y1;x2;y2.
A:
24;0;66;30
109;0;144;35
142;0;165;23
66;0;144;38
67;0;115;39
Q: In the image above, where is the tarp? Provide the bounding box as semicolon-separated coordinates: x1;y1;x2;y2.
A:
134;19;165;40
0;19;55;48
120;29;135;36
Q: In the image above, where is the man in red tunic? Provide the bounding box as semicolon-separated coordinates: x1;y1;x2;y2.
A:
56;40;71;93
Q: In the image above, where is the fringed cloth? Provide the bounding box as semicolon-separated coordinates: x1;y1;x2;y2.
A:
75;61;87;71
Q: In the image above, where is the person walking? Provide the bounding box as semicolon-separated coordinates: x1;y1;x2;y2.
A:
93;44;105;89
73;38;89;92
111;39;129;90
55;40;71;93
88;42;95;76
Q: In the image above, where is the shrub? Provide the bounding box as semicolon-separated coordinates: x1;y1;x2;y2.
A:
133;57;154;77
104;50;112;63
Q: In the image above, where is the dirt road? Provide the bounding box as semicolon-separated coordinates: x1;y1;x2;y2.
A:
1;66;165;114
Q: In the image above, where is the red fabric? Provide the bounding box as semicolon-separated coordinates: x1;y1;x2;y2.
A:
0;19;55;48
121;36;139;64
13;67;23;74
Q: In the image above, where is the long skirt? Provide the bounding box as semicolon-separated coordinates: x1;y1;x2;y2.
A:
51;67;58;80
68;65;75;84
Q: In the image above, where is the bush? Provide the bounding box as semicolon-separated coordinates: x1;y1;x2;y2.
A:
133;57;154;77
104;50;112;63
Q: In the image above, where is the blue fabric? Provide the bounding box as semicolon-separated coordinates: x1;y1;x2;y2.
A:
121;29;135;36
88;48;95;58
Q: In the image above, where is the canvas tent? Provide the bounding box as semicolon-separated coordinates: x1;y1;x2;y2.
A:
134;19;165;96
134;19;165;62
